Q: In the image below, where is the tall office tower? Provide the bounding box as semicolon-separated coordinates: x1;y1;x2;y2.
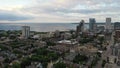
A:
76;20;85;35
114;22;120;40
105;18;112;31
22;26;30;39
114;22;120;30
89;18;96;32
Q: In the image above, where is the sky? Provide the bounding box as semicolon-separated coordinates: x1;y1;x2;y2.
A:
0;0;120;23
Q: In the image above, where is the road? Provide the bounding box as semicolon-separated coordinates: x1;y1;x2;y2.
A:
94;32;114;68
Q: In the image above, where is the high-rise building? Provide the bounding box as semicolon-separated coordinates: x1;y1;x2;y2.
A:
89;18;97;32
76;20;84;35
105;18;112;30
22;26;30;39
114;22;120;30
114;22;120;40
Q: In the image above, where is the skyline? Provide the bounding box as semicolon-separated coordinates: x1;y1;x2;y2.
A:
0;0;120;23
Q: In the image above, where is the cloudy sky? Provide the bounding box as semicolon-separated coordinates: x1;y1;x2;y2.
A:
0;0;120;23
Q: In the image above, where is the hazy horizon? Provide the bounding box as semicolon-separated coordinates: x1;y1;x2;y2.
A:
0;22;116;24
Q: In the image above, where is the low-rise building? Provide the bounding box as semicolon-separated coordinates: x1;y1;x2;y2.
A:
57;39;78;45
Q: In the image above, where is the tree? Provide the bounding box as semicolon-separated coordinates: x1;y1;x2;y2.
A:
79;38;93;44
102;60;106;67
4;58;10;63
12;62;21;68
46;41;56;46
21;57;31;68
73;54;88;64
96;52;101;57
53;62;66;68
4;64;9;68
98;36;104;44
9;35;17;40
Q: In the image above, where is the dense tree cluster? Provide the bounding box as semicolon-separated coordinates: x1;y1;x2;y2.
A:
53;62;66;68
21;48;59;68
73;54;88;64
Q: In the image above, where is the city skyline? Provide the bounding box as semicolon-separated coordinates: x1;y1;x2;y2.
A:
0;0;120;23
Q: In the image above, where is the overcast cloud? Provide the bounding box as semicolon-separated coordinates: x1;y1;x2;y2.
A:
0;0;120;23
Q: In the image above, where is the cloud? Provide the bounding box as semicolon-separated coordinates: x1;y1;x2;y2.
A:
1;0;120;22
24;0;120;15
0;10;32;21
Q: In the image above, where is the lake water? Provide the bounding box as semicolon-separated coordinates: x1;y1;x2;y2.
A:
0;23;105;32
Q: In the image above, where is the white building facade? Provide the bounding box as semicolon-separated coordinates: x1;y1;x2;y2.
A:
22;26;30;39
106;18;112;31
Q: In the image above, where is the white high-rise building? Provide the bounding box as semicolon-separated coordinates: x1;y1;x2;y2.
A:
22;26;30;39
106;18;112;30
